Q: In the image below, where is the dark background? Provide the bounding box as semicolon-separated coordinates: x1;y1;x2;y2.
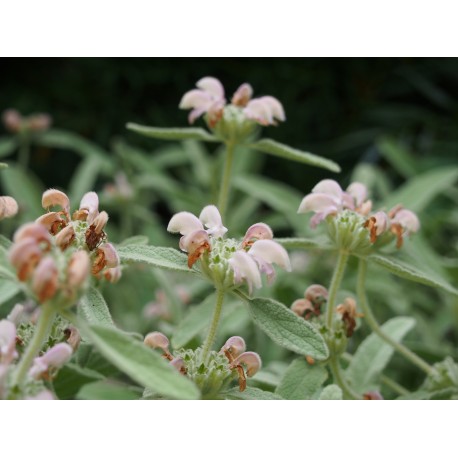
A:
1;58;458;188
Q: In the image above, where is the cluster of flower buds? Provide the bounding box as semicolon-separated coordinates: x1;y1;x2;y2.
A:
179;77;285;142
291;284;328;320
168;205;291;293
220;336;261;392
38;189;121;280
336;297;363;338
0;195;18;220
298;179;420;252
8;189;121;305
2;109;52;134
143;285;190;321
144;332;261;394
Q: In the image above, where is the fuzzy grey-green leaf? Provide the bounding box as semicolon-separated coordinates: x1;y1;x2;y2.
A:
79;287;115;328
276;358;328;399
0;280;21;307
83;324;200;400
127;123;218;142
248;138;341;172
346;317;415;393
369;254;458;296
224;387;283;400
319;384;343;400
246;297;329;359
117;245;199;274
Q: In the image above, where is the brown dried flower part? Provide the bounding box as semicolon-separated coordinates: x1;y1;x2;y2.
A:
55;225;76;250
292;284;328;320
92;243;119;275
185;230;211;268
64;326;81;352
85;211;109;251
0;196;18;220
144;331;173;360
291;298;315;318
9;237;43;281
336;298;363;338
363;211;389;244
36;212;67;235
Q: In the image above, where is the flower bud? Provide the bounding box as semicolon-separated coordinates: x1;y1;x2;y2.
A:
241;222;273;248
231;83;253;107
55;224;76;250
13;222;52;245
32;256;59;303
231;351;262;377
363;391;384;400
170;357;186;373
67;250;90;289
2;109;22;132
42;189;70;218
221;336;246;358
78;191;99;224
29;343;73;379
0;196;18;220
291;298;314;317
305;284;328;304
36;212;66;234
93;211;109;234
144;332;170;352
92;243;120;275
104;266;122;284
8;237;42;281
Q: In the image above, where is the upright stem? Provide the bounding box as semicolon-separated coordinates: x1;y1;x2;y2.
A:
202;288;225;363
326;250;349;329
329;358;360;399
217;141;235;220
12;304;56;387
357;258;433;376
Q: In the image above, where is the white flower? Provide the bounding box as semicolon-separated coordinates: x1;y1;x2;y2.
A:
228;251;262;294
243;96;285;126
199;205;228;238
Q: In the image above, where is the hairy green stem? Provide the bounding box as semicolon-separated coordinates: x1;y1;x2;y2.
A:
326;250;349;329
217;141;235;220
12;304;56;387
329;358;361;399
357;258;433;376
202;288;225;363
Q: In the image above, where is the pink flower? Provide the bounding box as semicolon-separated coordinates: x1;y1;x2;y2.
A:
0;196;18;220
179;77;226;125
0;320;18;365
298;179;369;228
243;96;285;126
29;343;73;380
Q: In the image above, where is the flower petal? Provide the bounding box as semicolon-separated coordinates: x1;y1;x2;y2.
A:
79;191;99;224
167;211;203;235
258;96;285;122
179;89;212;110
297;193;339;214
311;179;343;200
346;182;367;207
228;251;262;294
196;76;225;99
199;205;227;238
248;239;291;272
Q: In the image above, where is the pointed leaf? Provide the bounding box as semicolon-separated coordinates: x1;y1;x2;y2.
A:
223;387;283;400
79;287;115;328
127;123;218;142
246;297;329;359
382;166;458;213
77;381;142;400
117;244;199;274
346;317;415;393
82;324;200;399
276;358;328;399
369;254;458;296
319;384;343;400
248;138;340;172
